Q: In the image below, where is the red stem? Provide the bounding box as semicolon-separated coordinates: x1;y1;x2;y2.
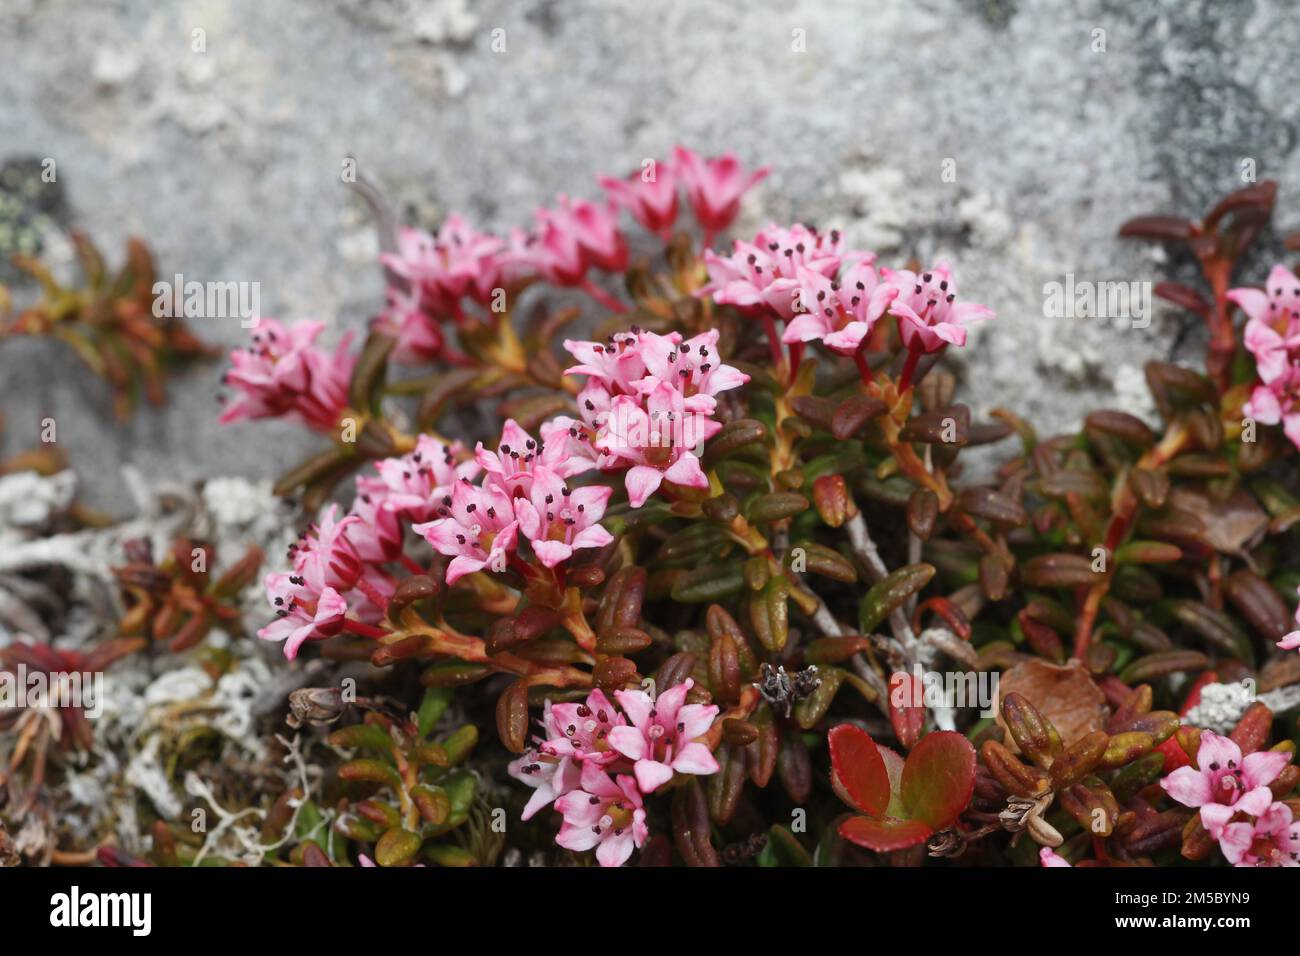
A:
344;619;388;640
579;279;629;314
898;346;923;392
852;348;874;384
761;311;786;376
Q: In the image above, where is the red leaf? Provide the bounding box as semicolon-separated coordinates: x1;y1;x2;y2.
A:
887;671;927;748
838;814;933;852
899;731;976;831
1156;735;1192;774
828;724;890;816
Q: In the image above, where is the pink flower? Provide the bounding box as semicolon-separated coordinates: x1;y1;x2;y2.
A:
1242;313;1300;385
632;329;750;414
782;257;899;354
539;689;626;768
700;224;846;320
475;419;565;497
599;163;679;241
257;572;348;660
219;319;355;433
380;215;505;313
508;701;583;820
564;332;651;395
513;466;614;568
1039;847;1071;867
607;678;719;793
554;762;648;867
1219;800;1300;867
673;146;769;244
289;505;364;593
373;284;444;364
358;434;479;523
1243;367;1300;451
538;415;600;478
598;385;717;508
882;263;995;353
1160;730;1290;837
348;492;405;564
1230;265;1300;378
519;196;628;285
411;478;519;585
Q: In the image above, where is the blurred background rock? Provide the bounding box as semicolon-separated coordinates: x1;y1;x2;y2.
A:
1;0;1297;513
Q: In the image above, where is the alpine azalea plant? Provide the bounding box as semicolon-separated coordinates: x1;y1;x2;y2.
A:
32;150;1284;871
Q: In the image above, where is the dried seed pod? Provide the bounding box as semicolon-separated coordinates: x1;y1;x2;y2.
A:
1026;813;1064;848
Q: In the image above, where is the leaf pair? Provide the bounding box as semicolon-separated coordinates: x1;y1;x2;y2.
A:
828;724;976;852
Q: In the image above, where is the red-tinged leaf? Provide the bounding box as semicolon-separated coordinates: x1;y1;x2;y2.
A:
828;724;890;816
1154;282;1211;317
838;814;934;852
899;731;977;831
887;671;926;748
1156;735;1192;774
1179;670;1219;716
1118;215;1196;241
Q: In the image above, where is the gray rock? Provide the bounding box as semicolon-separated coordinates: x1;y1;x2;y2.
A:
2;0;1298;513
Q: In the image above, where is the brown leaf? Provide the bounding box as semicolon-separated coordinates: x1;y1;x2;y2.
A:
1167;486;1268;556
995;660;1108;751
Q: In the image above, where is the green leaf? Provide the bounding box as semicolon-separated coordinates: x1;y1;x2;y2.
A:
417;687;454;739
858;564;935;634
375;827;422;867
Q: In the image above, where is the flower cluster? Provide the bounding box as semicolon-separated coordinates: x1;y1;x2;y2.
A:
220;319;356;433
411;419;615;583
257;504;395;659
509;680;719;866
561;328;749;506
372;146;768;361
1237;263;1300;450
701;224;994;385
1161;731;1296;867
204;157;1300;874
